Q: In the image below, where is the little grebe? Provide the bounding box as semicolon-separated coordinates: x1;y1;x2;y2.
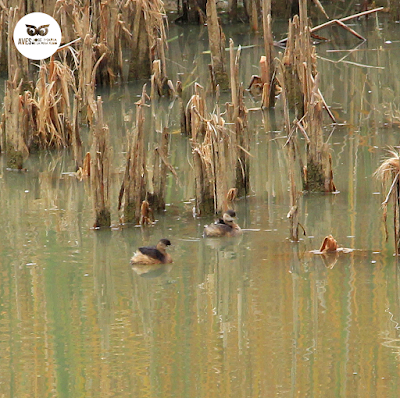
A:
130;238;173;265
203;210;242;238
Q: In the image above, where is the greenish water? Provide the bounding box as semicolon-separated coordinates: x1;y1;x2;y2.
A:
2;15;400;398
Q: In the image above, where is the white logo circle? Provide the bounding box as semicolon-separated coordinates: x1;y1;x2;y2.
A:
13;12;61;60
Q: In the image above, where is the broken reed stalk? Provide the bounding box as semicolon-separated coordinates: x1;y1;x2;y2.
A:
0;6;7;73
7;7;29;83
150;36;176;98
228;0;238;22
278;7;384;44
300;0;334;193
287;137;299;242
277;59;299;241
282;0;336;193
73;6;97;124
119;85;148;224
282;15;303;115
91;96;111;229
261;0;275;108
150;58;175;98
192;113;234;215
71;94;83;170
190;40;248;215
34;58;75;148
304;74;335;192
177;80;187;135
206;0;229;91
94;1;123;85
151;127;170;211
190;84;236;214
227;39;249;197
375;150;400;255
3;51;76;168
185;83;207;139
245;0;260;31
127;0;168;80
3;73;29;169
3;7;31;169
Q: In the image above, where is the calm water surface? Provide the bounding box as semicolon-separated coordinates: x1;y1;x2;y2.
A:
2;15;400;398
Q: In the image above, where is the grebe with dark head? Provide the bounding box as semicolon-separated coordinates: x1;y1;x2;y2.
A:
203;210;242;238
130;239;173;265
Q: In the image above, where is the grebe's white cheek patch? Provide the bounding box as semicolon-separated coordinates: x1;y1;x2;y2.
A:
13;12;61;60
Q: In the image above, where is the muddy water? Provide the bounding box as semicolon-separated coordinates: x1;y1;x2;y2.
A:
1;16;400;398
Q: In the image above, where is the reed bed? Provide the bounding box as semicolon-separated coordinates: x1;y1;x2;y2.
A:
3;55;75;167
34;58;75;148
0;0;390;232
58;0;167;84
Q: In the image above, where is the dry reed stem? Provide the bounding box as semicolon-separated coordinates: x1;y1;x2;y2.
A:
261;0;275;108
96;1;123;85
229;39;239;119
228;40;249;197
206;0;229;91
34;59;75;148
151;59;175;98
91;96;111;229
71;94;82;169
7;7;29;82
3;74;29;169
0;4;8;73
151;127;170;211
82;152;91;177
185;83;207;140
375;149;400;254
190;85;238;214
126;0;167;80
278;58;300;241
244;0;260;31
226;187;238;203
313;0;329;19
228;0;237;22
279;7;384;44
192;120;232;214
281;1;335;193
3;49;75;167
119;85;148;224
